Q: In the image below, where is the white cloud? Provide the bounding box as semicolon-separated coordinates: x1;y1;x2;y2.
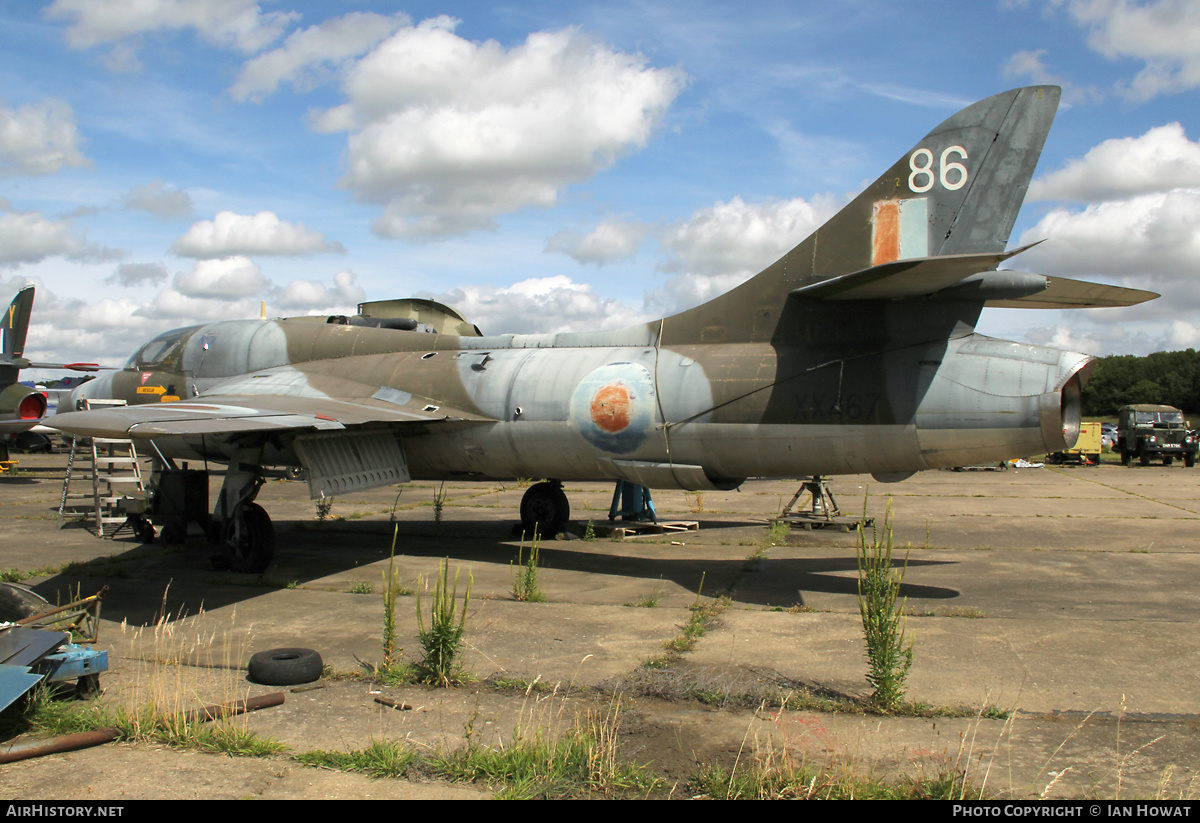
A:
1058;0;1200;99
171;211;345;258
1030;123;1200;202
0;210;84;266
173;256;269;298
272;269;366;310
315;18;686;238
1017;190;1200;296
0;99;89;176
45;0;298;54
545;217;649;265
134;288;262;324
230;12;410;103
424;275;650;336
1001;49;1102;105
123;180;193;220
658;195;840;278
106;262;168;287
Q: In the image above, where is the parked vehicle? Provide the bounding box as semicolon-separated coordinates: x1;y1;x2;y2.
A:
1116;405;1198;467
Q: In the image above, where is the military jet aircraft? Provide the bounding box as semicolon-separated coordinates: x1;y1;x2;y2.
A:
0;287;100;459
51;85;1154;572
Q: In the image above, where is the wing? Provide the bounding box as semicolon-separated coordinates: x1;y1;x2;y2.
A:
49;372;497;499
49;391;494;439
50;364;496;440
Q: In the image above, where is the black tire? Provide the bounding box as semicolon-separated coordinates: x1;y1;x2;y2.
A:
1140;452;1151;466
223;502;275;573
0;582;51;622
247;647;323;686
1186;454;1196;468
1164;457;1174;466
519;481;569;538
1121;448;1131;466
135;519;156;544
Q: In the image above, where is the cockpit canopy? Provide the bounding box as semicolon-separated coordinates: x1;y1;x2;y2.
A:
124;326;199;371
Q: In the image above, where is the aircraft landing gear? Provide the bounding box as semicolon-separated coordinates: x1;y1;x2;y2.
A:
221;501;275;573
519;481;569;538
213;443;275;573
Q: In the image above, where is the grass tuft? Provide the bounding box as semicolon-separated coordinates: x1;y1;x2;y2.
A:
414;558;473;687
857;502;913;711
511;531;546;602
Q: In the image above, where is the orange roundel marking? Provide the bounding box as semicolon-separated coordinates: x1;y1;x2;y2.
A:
591;382;632;433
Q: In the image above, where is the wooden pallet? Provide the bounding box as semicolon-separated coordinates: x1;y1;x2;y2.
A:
590;520;699;539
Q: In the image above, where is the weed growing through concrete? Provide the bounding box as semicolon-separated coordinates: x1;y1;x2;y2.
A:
315;494;334;522
624;590;661;608
297;739;417;778
22;692;287;757
349;581;372;595
415;558;473;686
433;482;448;525
378;525;404;677
857;503;913;711
511;531;546;602
427;698;660;798
764;519;790;547
583;519;596;541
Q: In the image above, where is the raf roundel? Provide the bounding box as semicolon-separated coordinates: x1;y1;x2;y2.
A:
569;363;656;454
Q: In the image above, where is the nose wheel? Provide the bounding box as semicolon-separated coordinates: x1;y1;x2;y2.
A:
519;481;569;538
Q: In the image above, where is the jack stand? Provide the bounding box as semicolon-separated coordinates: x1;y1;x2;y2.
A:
609;480;657;522
776;475;873;532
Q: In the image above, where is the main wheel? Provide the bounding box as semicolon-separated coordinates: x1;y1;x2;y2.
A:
223;502;275;573
519;481;569;538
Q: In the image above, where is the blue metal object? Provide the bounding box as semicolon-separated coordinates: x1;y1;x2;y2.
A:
609;480;657;522
36;644;107;685
0;627;108;710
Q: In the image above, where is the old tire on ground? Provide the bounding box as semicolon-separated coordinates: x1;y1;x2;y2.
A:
247;647;323;686
519;481;569;538
223;502;274;573
0;582;50;622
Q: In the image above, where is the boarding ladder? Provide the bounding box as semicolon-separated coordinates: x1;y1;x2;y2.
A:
57;399;145;537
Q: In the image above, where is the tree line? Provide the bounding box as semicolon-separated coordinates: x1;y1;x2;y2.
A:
1082;349;1200;417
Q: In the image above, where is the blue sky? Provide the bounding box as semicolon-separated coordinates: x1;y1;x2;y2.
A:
2;0;1199;371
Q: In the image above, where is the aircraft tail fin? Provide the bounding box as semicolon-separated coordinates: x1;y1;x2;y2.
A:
2;286;34;364
660;86;1061;344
